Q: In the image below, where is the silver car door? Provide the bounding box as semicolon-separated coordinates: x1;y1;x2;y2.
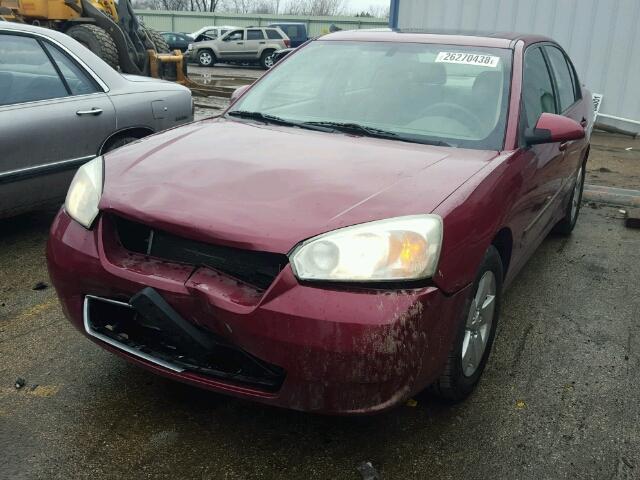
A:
218;29;245;60
0;33;115;216
245;29;265;59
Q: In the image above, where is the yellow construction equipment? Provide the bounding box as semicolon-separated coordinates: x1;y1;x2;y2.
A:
0;0;189;84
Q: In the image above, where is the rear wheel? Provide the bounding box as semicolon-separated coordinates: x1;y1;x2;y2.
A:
430;246;503;402
260;49;275;69
198;49;216;67
102;136;139;154
65;24;119;70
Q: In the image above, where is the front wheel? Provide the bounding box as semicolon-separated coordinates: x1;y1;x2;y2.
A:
430;245;503;402
198;50;216;67
553;163;586;235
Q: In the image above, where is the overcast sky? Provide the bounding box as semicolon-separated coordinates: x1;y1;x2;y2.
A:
346;0;390;12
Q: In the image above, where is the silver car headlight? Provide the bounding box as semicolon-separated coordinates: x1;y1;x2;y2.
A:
64;156;103;228
290;215;443;282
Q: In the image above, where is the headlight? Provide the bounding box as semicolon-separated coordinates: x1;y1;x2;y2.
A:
64;156;103;228
290;215;443;282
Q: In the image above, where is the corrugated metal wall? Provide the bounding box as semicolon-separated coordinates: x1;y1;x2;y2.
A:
135;11;387;38
395;0;640;133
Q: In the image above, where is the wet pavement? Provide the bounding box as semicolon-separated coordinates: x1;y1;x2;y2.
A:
1;203;638;479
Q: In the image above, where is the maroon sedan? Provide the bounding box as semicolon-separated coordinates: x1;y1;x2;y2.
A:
48;30;592;414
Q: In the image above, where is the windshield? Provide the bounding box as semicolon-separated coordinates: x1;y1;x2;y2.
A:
229;41;513;150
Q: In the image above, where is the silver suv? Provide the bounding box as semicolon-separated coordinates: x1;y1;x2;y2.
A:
188;26;290;69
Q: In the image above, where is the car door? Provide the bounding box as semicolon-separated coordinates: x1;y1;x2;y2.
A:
514;45;565;255
217;29;245;60
0;33;115;216
245;29;265;60
543;45;588;190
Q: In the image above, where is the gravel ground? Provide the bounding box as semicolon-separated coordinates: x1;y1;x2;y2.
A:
1;205;638;479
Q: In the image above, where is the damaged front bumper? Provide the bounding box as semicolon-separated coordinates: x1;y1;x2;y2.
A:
47;210;471;414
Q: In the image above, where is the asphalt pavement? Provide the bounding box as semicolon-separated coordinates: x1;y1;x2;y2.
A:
1;202;638;480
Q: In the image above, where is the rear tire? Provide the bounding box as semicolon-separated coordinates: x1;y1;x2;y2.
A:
65;24;119;70
198;49;216;67
102;136;139;154
144;27;170;53
260;49;275;69
430;246;503;402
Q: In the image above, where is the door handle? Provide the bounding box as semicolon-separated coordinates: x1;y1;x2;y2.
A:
236;42;244;45
559;141;569;151
76;108;103;116
259;41;266;44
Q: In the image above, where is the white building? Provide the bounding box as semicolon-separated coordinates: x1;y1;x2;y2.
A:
389;0;640;134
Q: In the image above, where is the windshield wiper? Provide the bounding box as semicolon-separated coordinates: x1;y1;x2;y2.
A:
303;121;452;146
226;110;334;132
227;110;295;125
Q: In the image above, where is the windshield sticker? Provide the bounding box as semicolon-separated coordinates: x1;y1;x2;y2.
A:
436;52;500;67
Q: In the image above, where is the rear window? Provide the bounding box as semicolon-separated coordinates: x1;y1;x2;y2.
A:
247;29;265;40
280;25;300;39
266;29;283;40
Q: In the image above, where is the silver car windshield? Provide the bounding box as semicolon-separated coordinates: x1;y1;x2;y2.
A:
230;41;513;150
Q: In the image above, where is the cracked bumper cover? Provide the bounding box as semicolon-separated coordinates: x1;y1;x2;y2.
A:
47;210;471;414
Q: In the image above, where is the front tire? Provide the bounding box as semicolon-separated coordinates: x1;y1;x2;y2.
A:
553;163;586;235
198;49;216;67
430;246;503;402
65;24;119;70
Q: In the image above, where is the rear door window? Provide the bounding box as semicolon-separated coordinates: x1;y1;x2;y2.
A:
522;46;557;128
247;29;265;40
43;42;99;96
0;34;68;106
266;29;283;40
544;45;578;112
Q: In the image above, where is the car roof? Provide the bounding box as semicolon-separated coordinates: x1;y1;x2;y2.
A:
321;28;554;49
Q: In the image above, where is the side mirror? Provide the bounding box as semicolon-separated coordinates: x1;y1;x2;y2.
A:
525;112;585;147
230;85;250;103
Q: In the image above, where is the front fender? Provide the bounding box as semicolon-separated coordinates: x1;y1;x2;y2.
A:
432;151;521;293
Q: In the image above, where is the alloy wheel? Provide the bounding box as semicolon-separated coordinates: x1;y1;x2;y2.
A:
571;166;584;222
199;51;213;66
264;55;275;68
461;271;497;377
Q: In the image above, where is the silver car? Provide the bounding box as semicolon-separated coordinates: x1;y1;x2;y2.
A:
0;23;194;219
189;26;290;69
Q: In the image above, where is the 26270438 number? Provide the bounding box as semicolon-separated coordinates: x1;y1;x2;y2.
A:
436;52;500;67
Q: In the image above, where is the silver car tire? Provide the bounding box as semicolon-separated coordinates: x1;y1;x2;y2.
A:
430;245;503;402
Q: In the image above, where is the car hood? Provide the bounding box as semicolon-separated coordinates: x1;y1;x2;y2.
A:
101;119;496;253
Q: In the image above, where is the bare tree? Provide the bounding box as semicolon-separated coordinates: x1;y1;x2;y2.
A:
142;0;222;11
224;0;279;14
283;0;345;16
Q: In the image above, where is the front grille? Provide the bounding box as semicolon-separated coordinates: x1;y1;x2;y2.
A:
85;295;286;392
113;216;289;290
